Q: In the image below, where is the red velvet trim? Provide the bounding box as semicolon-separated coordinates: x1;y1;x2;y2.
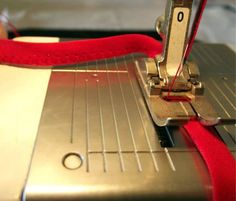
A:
0;34;162;67
0;34;235;201
184;121;236;201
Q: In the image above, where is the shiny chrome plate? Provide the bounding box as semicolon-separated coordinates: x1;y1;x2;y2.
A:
24;54;211;201
23;44;236;201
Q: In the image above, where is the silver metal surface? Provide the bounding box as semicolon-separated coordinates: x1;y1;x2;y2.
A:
191;43;236;148
24;44;236;201
24;54;211;201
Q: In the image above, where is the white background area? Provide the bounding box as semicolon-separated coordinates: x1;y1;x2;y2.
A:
0;37;56;201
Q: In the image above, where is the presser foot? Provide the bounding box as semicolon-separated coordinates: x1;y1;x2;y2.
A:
135;58;235;127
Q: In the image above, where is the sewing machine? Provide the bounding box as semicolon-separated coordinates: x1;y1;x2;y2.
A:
0;0;235;201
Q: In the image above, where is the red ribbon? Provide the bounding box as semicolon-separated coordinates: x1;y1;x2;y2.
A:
0;34;162;67
184;121;235;201
0;34;235;201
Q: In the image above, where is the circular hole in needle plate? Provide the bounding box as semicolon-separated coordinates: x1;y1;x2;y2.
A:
222;76;228;81
62;153;83;170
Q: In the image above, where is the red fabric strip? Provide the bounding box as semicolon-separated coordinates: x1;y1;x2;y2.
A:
184;121;236;201
0;34;235;201
0;34;162;67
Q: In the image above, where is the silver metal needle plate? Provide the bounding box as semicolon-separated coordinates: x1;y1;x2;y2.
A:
24;44;236;201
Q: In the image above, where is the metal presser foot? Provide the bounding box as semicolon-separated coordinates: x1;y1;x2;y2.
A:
135;0;236;127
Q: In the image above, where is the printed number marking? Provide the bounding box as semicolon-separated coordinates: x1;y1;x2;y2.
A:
177;12;184;22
